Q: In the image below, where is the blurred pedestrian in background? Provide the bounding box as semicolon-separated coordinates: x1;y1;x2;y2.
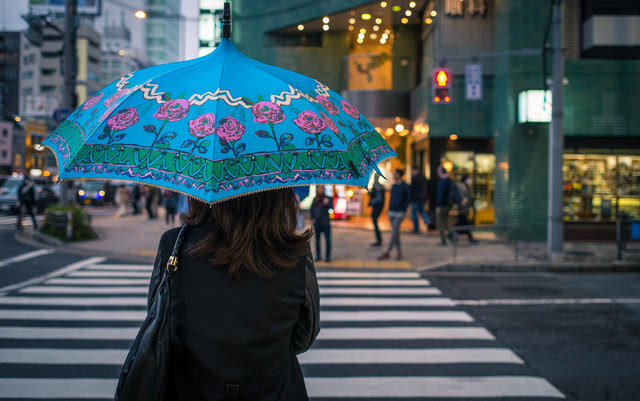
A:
410;166;430;234
17;177;37;230
311;185;332;262
176;194;189;221
164;190;178;225
455;174;478;244
378;169;410;260
131;185;141;215
368;176;386;247
145;186;160;219
435;166;459;246
115;185;130;217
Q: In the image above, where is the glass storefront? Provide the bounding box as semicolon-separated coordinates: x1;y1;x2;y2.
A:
563;154;640;221
442;151;496;209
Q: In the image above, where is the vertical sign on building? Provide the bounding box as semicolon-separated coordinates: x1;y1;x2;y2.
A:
465;64;482;100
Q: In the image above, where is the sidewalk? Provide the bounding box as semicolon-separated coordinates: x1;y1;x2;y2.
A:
17;206;640;271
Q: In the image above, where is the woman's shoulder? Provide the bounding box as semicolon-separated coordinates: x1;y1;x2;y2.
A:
158;226;185;250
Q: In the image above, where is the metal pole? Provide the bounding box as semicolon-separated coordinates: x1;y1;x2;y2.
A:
60;0;78;206
547;0;564;260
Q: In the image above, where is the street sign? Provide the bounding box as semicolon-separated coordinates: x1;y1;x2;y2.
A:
465;64;482;100
53;108;73;123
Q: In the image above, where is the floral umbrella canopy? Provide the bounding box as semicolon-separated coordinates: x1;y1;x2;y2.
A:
43;13;396;204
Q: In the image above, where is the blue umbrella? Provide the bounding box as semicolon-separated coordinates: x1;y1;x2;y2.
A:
43;8;396;204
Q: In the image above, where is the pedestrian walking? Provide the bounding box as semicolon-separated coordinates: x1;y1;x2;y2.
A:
410;166;430;234
311;185;332;262
435;166;459;246
176;194;189;220
378;168;411;260
145;186;159;219
114;185;130;217
144;188;319;400
131;185;141;215
164;190;178;225
368;177;386;246
17;177;37;230
455;174;478;243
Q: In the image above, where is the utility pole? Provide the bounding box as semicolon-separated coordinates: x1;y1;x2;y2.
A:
61;0;77;206
547;0;564;259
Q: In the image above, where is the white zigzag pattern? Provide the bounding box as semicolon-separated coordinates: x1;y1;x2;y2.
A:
189;89;252;108
139;82;166;104
314;80;331;97
270;85;315;106
115;73;134;90
133;79;331;108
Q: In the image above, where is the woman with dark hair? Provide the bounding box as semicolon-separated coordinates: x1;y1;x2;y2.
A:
148;188;320;401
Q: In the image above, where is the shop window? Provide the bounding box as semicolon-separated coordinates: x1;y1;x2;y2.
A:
442;151;495;210
564;154;640;221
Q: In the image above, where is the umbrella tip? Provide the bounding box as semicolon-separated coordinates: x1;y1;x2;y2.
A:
222;2;231;39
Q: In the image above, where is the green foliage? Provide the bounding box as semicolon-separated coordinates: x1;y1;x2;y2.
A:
40;205;98;242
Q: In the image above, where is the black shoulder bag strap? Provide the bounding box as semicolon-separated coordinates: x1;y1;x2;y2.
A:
114;224;189;401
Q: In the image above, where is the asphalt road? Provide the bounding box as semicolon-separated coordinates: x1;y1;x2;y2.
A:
0;228;638;400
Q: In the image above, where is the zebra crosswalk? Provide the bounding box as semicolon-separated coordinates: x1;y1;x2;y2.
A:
0;215;45;229
0;259;566;400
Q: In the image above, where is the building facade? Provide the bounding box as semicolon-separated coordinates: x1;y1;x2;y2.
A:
145;0;181;65
101;13;148;87
0;32;21;120
232;0;640;240
0;121;13;174
20;23;101;118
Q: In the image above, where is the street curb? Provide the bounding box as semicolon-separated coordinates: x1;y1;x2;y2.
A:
416;260;640;273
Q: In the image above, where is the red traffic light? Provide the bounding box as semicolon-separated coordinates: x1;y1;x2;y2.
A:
434;96;441;103
433;68;451;88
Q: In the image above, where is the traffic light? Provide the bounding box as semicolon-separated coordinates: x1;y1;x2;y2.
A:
432;68;451;103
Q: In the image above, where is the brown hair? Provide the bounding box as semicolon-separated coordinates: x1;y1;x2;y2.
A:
183;188;312;280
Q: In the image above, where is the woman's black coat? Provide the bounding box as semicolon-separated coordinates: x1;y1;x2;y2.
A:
147;225;320;401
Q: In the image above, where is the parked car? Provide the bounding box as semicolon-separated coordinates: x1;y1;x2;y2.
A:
0;177;22;214
0;175;55;214
76;181;108;206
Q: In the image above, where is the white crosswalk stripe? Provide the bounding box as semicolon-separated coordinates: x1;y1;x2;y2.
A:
0;215;45;228
0;261;565;400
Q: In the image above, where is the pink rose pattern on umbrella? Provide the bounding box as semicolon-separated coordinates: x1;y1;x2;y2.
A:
340;99;360;119
99;107;139;144
252;101;286;124
107;108;139;131
82;93;103;110
183;113;216;154
188;113;216;138
104;88;130;107
295;110;334;149
320;111;347;145
153;99;190;122
316;95;339;115
217;116;247;156
144;99;190;148
252;101;289;150
294;110;326;134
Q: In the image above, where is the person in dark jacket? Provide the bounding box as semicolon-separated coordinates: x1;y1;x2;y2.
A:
378;168;411;260
147;188;320;401
164;190;178;225
455;174;478;243
368;177;386;246
17;177;37;230
436;165;455;246
410;166;430;234
310;185;332;262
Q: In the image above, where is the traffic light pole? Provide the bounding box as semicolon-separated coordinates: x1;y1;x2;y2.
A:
60;0;78;206
547;0;564;259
